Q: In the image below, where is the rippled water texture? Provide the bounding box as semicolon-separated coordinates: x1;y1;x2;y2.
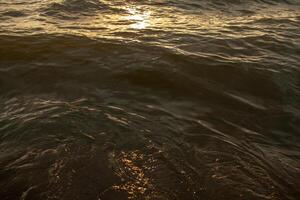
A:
0;0;300;199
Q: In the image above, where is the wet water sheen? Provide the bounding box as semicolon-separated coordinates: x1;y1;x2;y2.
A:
0;0;300;199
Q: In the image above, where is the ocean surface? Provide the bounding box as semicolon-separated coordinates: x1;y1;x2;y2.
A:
0;0;300;199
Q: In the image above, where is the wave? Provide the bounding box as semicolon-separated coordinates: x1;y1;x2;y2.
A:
40;0;122;19
0;93;299;199
133;0;300;10
38;0;300;19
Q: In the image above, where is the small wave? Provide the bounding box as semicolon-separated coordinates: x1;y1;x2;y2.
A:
40;0;120;18
1;10;27;18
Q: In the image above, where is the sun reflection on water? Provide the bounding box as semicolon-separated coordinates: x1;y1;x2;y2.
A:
2;2;298;44
111;150;158;199
124;7;151;29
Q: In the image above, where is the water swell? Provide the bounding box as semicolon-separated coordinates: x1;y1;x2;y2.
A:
41;0;122;19
0;93;299;199
0;33;297;112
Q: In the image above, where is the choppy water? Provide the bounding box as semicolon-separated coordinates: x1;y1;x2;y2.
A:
0;0;300;199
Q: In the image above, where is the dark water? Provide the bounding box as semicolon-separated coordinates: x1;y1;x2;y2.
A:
0;0;300;199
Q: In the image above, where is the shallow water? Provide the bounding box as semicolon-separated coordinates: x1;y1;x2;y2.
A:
0;0;300;199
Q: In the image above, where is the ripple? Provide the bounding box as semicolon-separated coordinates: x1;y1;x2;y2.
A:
1;10;27;18
40;0;122;19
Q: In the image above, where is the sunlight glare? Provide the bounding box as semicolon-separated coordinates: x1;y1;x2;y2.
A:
125;7;151;29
